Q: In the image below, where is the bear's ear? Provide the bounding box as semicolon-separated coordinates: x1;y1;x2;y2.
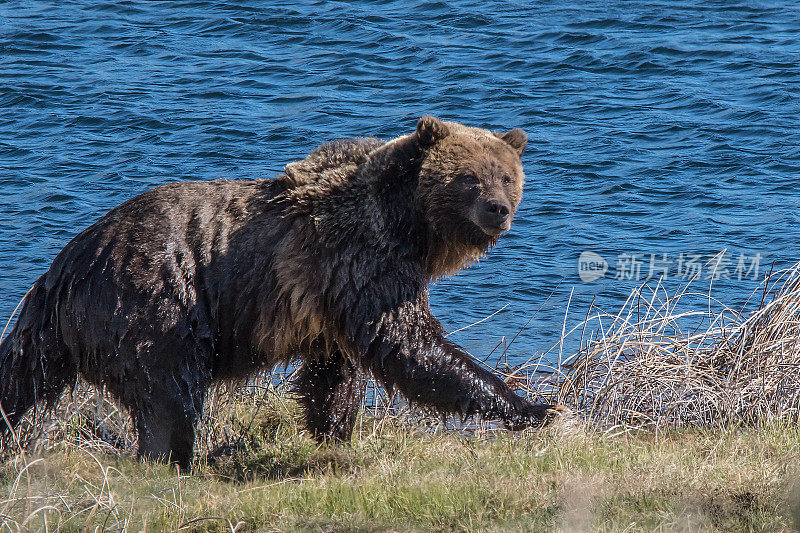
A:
495;128;527;157
416;115;449;147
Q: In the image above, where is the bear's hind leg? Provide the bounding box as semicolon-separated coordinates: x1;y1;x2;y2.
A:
135;387;203;470
294;351;368;443
127;333;211;470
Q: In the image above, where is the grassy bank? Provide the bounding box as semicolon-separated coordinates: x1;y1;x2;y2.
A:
3;260;800;531
2;399;799;532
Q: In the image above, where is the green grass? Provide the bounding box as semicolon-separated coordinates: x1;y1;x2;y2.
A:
2;399;799;532
5;238;800;532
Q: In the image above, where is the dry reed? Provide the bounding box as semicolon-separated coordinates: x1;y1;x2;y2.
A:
511;259;800;429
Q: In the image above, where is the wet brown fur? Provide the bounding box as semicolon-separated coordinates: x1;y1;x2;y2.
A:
0;117;557;469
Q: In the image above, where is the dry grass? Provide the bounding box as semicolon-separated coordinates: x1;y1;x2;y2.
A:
2;259;800;531
1;401;797;531
511;259;800;429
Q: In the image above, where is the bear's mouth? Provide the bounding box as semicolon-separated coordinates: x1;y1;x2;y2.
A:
461;217;509;246
474;216;512;237
478;221;510;237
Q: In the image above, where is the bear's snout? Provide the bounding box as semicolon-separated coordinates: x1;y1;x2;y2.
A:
485;200;510;219
477;199;512;235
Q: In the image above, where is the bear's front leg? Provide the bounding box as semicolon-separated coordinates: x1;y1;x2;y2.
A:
347;292;563;430
293;350;368;442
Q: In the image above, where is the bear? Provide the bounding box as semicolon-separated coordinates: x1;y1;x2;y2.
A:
0;116;561;469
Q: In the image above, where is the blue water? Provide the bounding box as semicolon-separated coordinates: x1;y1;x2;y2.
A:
1;1;798;365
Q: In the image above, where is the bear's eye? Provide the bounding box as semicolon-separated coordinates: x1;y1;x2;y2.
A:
502;176;513;186
460;174;479;185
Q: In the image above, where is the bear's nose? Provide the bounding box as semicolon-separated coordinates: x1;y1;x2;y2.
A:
485;201;510;222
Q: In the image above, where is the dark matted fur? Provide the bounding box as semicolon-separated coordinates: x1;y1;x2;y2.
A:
0;116;561;468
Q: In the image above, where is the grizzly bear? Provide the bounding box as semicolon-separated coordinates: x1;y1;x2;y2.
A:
0;116;561;469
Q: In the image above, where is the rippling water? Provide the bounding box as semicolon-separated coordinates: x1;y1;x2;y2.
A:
1;1;798;364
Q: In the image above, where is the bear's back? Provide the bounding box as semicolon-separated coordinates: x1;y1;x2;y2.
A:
282;137;385;187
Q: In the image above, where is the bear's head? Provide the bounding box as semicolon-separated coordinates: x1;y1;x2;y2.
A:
414;115;527;276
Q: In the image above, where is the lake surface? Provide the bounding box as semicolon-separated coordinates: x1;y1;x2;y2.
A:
1;1;798;366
